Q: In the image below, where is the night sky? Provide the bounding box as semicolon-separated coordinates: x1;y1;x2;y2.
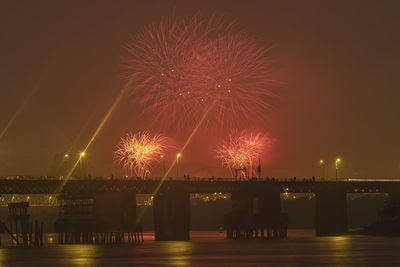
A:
1;0;399;179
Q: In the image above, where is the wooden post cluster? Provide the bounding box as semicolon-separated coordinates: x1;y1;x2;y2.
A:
4;202;43;247
57;228;143;244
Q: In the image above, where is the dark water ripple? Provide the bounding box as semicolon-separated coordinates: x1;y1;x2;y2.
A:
1;230;400;266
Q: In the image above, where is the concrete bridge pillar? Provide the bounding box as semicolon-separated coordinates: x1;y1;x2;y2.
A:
315;183;347;236
257;186;282;215
386;184;400;198
153;191;190;240
256;185;287;239
226;185;287;239
231;191;253;214
230;185;282;214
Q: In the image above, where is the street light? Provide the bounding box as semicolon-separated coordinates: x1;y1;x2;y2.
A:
335;158;341;180
64;154;69;158
319;160;325;180
176;153;182;178
160;155;165;177
79;152;86;178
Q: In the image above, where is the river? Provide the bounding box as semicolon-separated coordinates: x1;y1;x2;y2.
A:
0;230;400;266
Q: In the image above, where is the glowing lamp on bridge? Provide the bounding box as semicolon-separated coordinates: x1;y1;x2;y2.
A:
160;155;166;176
319;160;325;180
335;158;341;180
80;152;85;157
176;153;182;178
64;154;69;158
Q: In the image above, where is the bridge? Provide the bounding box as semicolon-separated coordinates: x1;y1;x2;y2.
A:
1;179;399;194
0;179;399;240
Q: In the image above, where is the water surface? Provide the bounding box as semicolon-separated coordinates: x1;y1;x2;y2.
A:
1;230;400;266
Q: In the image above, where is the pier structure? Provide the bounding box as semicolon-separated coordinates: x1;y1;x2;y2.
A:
315;183;348;235
0;202;44;247
224;184;287;240
153;190;190;240
55;192;143;244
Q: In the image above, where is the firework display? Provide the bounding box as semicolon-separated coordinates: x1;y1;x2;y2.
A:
124;14;276;131
113;132;168;178
216;130;268;179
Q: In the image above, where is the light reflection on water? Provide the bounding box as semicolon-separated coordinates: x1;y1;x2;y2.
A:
158;241;194;266
64;245;98;266
0;230;399;266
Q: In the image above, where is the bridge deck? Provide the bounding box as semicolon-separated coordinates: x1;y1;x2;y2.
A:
0;179;399;195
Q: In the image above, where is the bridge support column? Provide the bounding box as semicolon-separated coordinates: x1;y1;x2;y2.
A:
224;191;254;239
315;183;347;236
225;184;287;239
256;185;287;239
153;191;190;240
231;191;253;214
257;186;282;215
387;184;400;198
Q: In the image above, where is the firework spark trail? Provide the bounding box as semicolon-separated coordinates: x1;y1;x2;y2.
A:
135;100;216;224
124;14;277;132
216;130;269;179
128;13;276;220
113;132;168;178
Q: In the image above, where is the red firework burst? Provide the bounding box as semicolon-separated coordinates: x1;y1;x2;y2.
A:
113;132;168;178
216;130;269;179
124;14;277;131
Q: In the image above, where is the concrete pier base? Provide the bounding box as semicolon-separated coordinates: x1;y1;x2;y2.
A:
315;183;347;236
153;191;190;240
225;184;287;239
